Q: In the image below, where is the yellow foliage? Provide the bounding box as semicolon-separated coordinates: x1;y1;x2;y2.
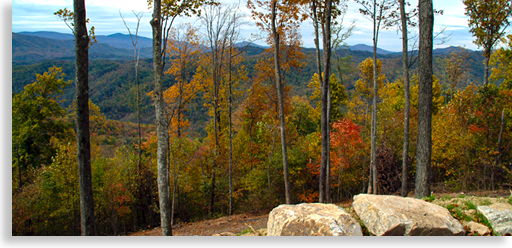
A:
354;57;385;101
490;34;512;89
410;74;444;114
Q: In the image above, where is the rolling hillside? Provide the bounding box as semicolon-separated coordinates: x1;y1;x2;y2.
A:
12;31;485;137
12;32;154;64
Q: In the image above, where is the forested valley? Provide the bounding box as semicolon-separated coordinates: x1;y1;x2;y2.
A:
12;0;512;236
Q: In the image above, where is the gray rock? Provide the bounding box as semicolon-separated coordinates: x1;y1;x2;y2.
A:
211;232;236;236
477;203;512;236
464;221;490;236
353;194;465;236
267;203;362;236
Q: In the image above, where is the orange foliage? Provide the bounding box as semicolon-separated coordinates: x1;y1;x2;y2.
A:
164;24;202;137
330;118;364;172
297;189;319;203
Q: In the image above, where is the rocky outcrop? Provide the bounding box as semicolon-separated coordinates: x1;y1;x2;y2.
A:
267;203;362;236
463;221;491;236
477;203;512;236
353;194;465;236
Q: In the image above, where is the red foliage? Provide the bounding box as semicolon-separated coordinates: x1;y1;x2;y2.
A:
330;118;364;172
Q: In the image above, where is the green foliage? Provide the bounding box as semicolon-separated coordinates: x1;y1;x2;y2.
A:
307;73;348;123
12;66;73;188
12;138;159;235
11;8;512;235
431;81;512;191
463;0;512;56
423;193;436;202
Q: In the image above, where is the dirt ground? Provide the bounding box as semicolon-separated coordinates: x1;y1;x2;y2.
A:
128;189;511;236
128;212;269;236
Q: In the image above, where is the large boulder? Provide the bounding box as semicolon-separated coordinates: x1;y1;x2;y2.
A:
353;194;465;236
267;203;362;236
477;203;512;236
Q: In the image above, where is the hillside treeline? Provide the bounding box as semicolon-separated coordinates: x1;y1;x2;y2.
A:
12;1;511;235
12;44;511;235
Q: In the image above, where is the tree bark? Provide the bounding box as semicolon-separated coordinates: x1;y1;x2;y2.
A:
495;108;505;165
74;0;96;236
399;0;410;197
150;0;172;236
369;0;378;195
320;0;333;203
271;1;292;204
483;50;490;86
415;0;434;199
228;47;234;216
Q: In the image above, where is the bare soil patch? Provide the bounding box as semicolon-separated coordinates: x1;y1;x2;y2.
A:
128;212;268;236
128;190;511;236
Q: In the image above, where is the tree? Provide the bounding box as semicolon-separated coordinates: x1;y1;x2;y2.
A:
163;23;202;224
331;8;355;88
318;0;333;203
54;0;96;236
165;24;201;138
399;0;411;197
148;0;217;236
356;0;398;194
149;0;170;235
303;0;345;202
54;1;97;235
330;118;364;200
415;0;434;198
308;73;348;123
74;0;96;235
272;0;291;204
12;66;72;190
463;0;512;86
225;5;246;216
54;1;90;236
197;3;245;216
120;10;144;176
490;34;512;89
247;0;307;204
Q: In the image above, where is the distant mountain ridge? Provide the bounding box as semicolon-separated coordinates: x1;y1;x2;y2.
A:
18;31;154;50
345;44;394;55
13;32;154;63
13;31;485;123
14;31;404;59
13;31;479;66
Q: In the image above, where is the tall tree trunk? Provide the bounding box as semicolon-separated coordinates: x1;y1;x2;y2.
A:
312;1;323;83
399;0;411;197
271;2;291;204
320;0;333;203
415;0;434;199
496;108;505;166
484;47;490;86
211;57;220;218
150;0;171;235
228;48;234;216
74;0;96;236
369;0;378;195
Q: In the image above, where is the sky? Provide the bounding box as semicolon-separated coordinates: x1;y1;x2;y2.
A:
11;0;487;52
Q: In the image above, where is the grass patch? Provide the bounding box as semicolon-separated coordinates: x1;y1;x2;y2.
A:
507;197;512;205
423;194;436;202
441;195;452;201
458;194;466;199
481;199;492;206
464;201;477;210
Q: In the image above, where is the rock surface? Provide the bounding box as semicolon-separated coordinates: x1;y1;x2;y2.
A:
477;203;512;236
267;203;362;236
353;194;465;236
464;221;490;236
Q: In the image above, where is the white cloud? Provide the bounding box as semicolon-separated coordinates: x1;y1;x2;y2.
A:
12;0;481;51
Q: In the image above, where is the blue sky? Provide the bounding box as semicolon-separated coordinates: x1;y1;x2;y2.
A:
11;0;489;52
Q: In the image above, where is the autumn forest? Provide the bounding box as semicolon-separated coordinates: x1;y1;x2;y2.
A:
11;0;512;236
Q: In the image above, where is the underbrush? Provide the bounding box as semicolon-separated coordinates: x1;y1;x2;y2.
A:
429;194;511;236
